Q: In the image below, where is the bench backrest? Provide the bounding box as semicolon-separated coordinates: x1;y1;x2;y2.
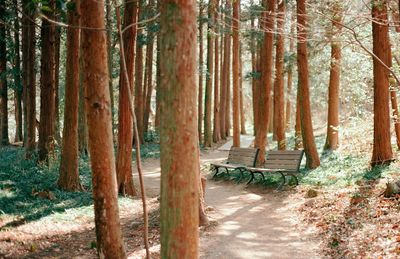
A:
227;147;259;167
264;150;304;171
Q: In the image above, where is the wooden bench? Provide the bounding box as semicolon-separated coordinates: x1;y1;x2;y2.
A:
211;147;259;181
246;150;304;188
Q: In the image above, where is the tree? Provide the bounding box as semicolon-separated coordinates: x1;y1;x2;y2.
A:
80;0;126;257
13;0;23;143
78;35;88;156
58;0;83;191
273;0;286;150
390;53;400;149
199;0;205;143
239;45;246;135
371;0;393;166
135;0;145;144
324;1;343;151
296;0;320;169
54;26;61;145
38;0;56;161
232;0;240;147
285;14;295;131
22;0;36;157
223;0;232;138
159;0;199;257
204;0;215;147
116;0;138;196
254;0;275;164
0;0;8;146
213;0;221;143
219;2;227;140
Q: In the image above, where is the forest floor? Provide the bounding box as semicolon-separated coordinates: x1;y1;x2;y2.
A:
2;119;400;258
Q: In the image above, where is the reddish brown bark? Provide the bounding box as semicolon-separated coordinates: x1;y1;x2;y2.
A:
232;0;240;147
22;0;36;157
371;0;393;166
213;0;221;143
135;2;145;144
273;0;286;150
58;0;83;191
106;0;115;136
219;12;227;140
0;0;8;146
38;0;56;161
254;0;275;164
224;0;232;138
198;1;205;143
296;0;320;169
324;3;342;151
80;0;126;257
116;0;138;197
78;35;88;156
204;0;215;147
159;0;199;257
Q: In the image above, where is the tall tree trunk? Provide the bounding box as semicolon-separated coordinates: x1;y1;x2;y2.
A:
0;0;8;146
78;29;88;156
13;1;23;143
204;0;215;147
81;0;127;257
239;45;246;135
198;1;204;143
38;0;56;161
213;0;221;143
58;0;83;191
160;0;199;257
296;0;320;169
135;1;145;144
116;0;138;197
106;0;115;137
324;2;342;151
273;0;286;150
155;31;161;131
371;0;393;166
251;16;258;136
219;7;226;140
254;0;275;164
232;0;240;147
224;0;232;138
391;54;400;149
54;27;61;145
22;0;36;157
286;14;295;132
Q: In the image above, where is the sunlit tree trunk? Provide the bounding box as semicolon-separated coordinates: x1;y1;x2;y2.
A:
198;1;204;143
38;0;56;161
286;14;295;131
324;2;342;151
251;16;258;136
116;0;138;197
239;45;246;135
13;1;23;143
58;0;83;191
219;6;227;140
204;0;215;147
22;0;36;157
254;0;275;164
106;0;115;136
160;0;199;257
213;0;221;143
296;0;320;169
232;0;240;147
273;0;286;150
0;0;8;146
224;0;232;138
81;0;127;257
371;0;393;166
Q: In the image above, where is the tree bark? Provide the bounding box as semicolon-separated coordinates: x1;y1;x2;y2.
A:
254;0;275;164
204;0;215;147
239;45;246;135
106;0;115;137
80;0;127;257
58;0;83;192
219;7;227;140
273;0;286;150
0;0;8;146
390;53;400;149
296;0;320;169
251;16;258;136
224;0;232;138
159;0;199;257
286;14;295;132
232;0;240;147
198;1;204;143
324;3;342;151
13;1;23;143
116;0;138;197
54;27;61;145
371;0;393;166
78;32;88;156
38;0;56;161
213;0;221;143
135;1;145;144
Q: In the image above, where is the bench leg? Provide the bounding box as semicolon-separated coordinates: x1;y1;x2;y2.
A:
289;173;299;185
277;172;286;190
212;166;221;179
254;171;265;183
246;172;255;185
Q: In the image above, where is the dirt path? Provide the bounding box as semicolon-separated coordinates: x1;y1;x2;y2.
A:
137;147;320;259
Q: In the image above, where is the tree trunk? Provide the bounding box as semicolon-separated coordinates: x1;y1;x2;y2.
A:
135;1;145;144
54;27;61;145
371;0;393;166
0;0;8;146
78;32;88;156
224;0;232;138
213;0;221;143
106;0;115;137
254;0;275;165
324;3;342;151
232;0;240;147
251;17;259;136
239;45;246;135
58;0;83;192
286;14;295;132
80;1;127;257
273;0;286;150
155;31;161;131
198;1;204;143
38;0;56;161
13;1;23;143
390;53;400;149
159;0;199;257
296;0;320;169
219;9;227;140
116;0;138;197
204;0;215;147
